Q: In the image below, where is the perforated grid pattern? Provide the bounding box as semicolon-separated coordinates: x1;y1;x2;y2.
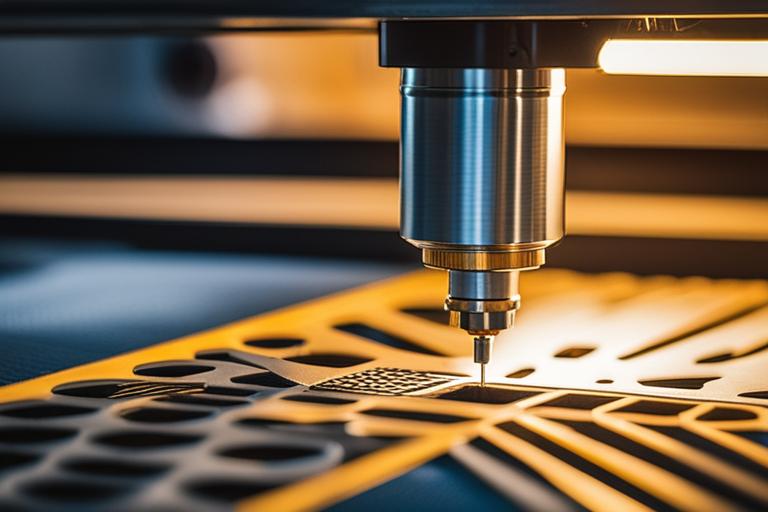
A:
313;368;459;395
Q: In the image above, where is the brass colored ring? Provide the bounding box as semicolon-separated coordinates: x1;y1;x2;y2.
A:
445;297;521;313
423;249;544;271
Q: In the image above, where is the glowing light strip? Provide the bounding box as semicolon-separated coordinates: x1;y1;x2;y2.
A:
598;40;768;76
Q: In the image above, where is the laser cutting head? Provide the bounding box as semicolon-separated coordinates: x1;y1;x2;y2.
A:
398;67;566;352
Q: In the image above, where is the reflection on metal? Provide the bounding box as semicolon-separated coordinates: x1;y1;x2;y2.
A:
399;68;565;249
0;270;767;511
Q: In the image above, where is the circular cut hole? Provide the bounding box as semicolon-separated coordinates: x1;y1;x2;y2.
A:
22;479;128;503
155;395;249;407
203;386;256;397
236;418;349;433
93;431;203;449
284;353;372;368
0;426;77;444
186;479;277;502
218;444;322;462
244;337;305;349
61;458;170;478
134;362;215;377
282;394;356;405
0;401;96;419
0;451;39;471
120;407;212;424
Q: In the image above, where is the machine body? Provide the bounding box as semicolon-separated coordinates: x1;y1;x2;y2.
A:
384;22;573;379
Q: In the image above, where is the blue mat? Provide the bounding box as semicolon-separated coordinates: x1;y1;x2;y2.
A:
0;238;412;384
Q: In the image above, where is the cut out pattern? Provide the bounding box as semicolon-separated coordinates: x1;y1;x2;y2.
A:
0;402;96;419
244;337;305;349
22;479;129;503
155;394;249;407
613;400;695;416
60;458;170;478
1;270;767;511
134;362;215;377
92;431;204;449
697;340;768;364
436;385;540;404
0;426;76;444
120;407;212;423
740;391;768;400
0;452;39;471
282;394;356;405
538;394;621;410
506;368;535;379
218;444;323;462
284;353;372;368
554;347;595;358
231;372;296;388
697;408;758;421
359;408;472;424
186;480;277;503
639;377;720;390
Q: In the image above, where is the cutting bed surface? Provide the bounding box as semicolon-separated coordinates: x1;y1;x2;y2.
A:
0;266;767;511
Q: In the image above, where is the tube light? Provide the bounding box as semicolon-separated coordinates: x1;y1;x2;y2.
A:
598;39;768;76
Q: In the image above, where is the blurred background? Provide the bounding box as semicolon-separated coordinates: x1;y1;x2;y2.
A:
0;32;766;146
0;30;766;381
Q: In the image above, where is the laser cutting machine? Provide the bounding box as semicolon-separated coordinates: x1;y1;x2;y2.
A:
0;5;767;511
0;4;767;382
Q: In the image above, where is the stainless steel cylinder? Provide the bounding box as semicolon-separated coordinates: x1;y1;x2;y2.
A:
400;67;566;252
445;270;520;335
448;270;519;300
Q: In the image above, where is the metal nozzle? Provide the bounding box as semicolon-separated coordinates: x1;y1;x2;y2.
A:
447;270;518;387
474;335;493;386
446;269;521;336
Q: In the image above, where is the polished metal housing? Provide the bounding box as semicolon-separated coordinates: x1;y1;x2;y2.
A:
400;67;566;252
446;270;520;335
399;67;566;336
448;270;519;300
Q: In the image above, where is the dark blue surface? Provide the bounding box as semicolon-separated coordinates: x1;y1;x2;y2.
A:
0;238;412;384
327;455;516;512
739;431;768;447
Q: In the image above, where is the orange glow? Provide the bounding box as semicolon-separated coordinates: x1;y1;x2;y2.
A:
598;40;768;76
